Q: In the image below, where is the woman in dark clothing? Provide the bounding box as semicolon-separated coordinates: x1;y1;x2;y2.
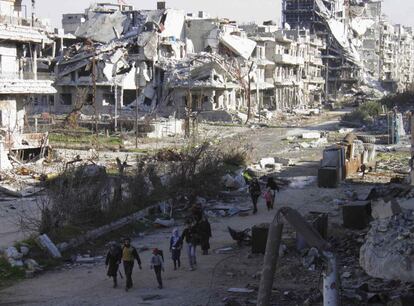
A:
199;217;212;255
105;242;122;288
169;228;182;270
249;178;261;214
266;177;280;208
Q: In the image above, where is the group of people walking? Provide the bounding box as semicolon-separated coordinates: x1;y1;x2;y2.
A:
105;205;212;291
246;173;280;214
105;173;277;291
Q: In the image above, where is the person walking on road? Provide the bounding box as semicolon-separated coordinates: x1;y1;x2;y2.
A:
249;178;261;214
266;177;280;209
263;188;273;211
105;242;122;288
122;237;142;291
199;217;212;255
169;228;182;270
150;248;165;289
181;219;199;271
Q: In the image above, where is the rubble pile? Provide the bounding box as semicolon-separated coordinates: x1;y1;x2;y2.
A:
329;230;413;304
360;207;414;282
2;245;43;278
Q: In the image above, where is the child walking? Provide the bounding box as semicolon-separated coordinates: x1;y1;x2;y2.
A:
264;188;273;211
150;248;164;289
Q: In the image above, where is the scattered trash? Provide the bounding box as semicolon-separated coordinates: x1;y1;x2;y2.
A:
302;247;319;269
153;218;175;228
302;132;321;139
227;288;254;293
141;294;164;301
215;247;234;254
289;176;317;189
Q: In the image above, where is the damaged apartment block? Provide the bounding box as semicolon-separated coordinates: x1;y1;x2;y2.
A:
282;0;414;98
54;1;330;128
55;3;261;127
0;0;74;169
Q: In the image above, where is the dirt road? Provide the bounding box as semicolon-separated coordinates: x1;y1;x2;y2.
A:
0;180;370;306
0;111;365;305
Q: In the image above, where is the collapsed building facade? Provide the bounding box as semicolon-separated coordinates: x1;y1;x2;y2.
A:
54;2;328;125
54;3;259;125
282;0;414;97
0;0;73;168
247;24;325;111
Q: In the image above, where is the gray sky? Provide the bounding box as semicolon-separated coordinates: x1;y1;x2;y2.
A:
24;0;414;28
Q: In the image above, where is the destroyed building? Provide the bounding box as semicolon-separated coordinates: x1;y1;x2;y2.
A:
54;2;261;124
0;0;71;168
282;0;414;97
247;25;325;110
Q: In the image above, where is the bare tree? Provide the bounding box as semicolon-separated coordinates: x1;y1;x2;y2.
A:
63;87;89;128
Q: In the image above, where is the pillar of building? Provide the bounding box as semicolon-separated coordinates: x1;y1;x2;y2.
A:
411;113;414;185
33;45;38;80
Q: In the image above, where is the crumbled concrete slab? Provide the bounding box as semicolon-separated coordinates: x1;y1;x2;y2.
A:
360;210;414;282
36;234;62;258
371;199;402;219
302;132;321;139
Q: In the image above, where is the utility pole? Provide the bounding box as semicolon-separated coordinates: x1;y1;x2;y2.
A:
135;61;143;149
257;69;261;123
31;0;35;27
135;74;140;149
92;55;98;139
411;112;414;185
246;62;255;124
114;82;118;132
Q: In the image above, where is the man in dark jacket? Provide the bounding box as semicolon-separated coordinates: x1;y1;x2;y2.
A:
105;242;122;288
122;238;142;291
249;178;261;214
181;219;199;271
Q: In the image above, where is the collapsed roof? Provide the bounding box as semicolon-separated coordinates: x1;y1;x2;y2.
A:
159;52;242;89
56;8;186;79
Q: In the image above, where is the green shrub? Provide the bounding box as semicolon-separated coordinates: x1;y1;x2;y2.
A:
342;101;382;124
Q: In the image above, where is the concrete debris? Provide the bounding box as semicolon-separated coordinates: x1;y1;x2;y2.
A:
5;247;23;260
20;245;30;256
360;209;414;282
274;157;296;166
227;288;255;294
302;132;321;140
153;218;175;228
371;199;402;220
215;247;234;254
259;157;275;169
75;11;128;43
36;234;62;258
222;174;243;190
289;176;317;189
219;34;257;60
24;259;42;272
8;258;24;267
302;247;319;269
338;128;355;134
75;255;102;264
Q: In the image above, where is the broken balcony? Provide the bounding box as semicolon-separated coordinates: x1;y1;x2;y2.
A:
273;54;304;66
0;72;56;95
